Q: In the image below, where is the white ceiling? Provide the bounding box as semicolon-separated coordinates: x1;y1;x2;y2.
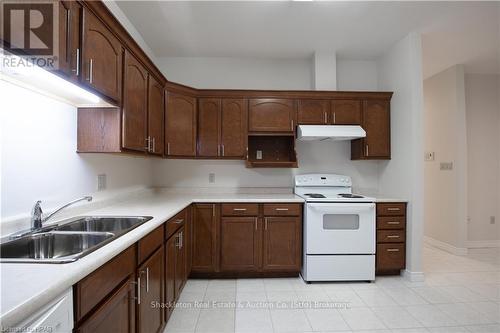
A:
116;1;499;78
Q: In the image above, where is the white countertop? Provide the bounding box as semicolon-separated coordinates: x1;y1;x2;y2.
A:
0;191;303;328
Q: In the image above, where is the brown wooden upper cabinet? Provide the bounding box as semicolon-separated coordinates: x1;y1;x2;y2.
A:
147;76;165;156
81;8;123;103
249;99;296;132
57;1;82;82
352;100;391;160
197;98;248;158
331;100;362;125
122;50;148;153
165;92;197;157
297;100;330;125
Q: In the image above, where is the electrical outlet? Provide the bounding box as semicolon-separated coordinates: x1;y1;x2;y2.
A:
97;174;107;191
490;216;496;225
425;151;435;161
256;150;263;160
440;162;453;170
208;173;215;184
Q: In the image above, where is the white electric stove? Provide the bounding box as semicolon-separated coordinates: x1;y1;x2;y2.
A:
295;174;376;282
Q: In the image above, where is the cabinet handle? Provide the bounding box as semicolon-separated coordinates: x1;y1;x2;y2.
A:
65;9;70;63
387;248;400;252
387;207;401;211
145;268;149;293
167;142;171;155
145;136;151;151
333;112;336;124
88;58;93;83
387;221;400;225
365;144;369;157
265;217;268;230
233;208;247;212
217;144;220;156
221;144;225;156
324;112;327;124
275;208;289;211
387;235;400;239
73;48;80;75
175;218;184;224
246;147;249;160
213;204;216;217
136;276;141;304
255;217;258;230
291;120;294;131
152;137;156;153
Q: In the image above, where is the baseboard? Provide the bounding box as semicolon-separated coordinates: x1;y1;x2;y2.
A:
466;240;500;248
402;269;425;282
424;236;468;256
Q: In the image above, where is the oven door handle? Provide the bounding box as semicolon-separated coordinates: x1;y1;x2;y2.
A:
307;202;375;213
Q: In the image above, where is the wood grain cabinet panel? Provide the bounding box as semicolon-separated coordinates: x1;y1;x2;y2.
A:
375;202;406;275
249;99;296;132
148;75;165;155
174;227;187;298
165;92;197;157
137;246;164;333
191;204;219;273
56;1;81;82
262;216;301;271
122;50;148;152
297;100;329;125
76;276;135;333
220;217;261;272
221;203;259;216
164;235;176;321
197;98;221;157
137;225;164;265
82;8;123;102
352;100;390;159
331;100;361;125
221;99;248;158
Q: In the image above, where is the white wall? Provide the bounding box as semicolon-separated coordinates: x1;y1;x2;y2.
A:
423;65;468;251
337;60;378;91
377;33;425;279
0;81;152;220
465;73;500;243
157;57;313;90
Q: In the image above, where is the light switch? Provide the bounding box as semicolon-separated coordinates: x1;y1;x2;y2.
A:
208;173;215;183
256;150;263;160
425;151;435;161
440;162;453;170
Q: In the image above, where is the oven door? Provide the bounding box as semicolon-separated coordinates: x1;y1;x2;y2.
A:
305;202;375;255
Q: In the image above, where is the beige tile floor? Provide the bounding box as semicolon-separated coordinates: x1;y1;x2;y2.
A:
164;246;500;333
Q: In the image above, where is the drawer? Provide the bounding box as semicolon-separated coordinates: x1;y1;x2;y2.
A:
376;243;405;272
221;203;259;216
377;203;406;216
75;245;136;321
166;209;186;239
263;203;301;216
138;224;164;264
377;216;406;229
377;229;405;243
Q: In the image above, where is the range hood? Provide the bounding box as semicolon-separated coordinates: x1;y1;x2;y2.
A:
297;125;366;141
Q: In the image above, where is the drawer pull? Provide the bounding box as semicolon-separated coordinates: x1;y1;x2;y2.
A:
387;221;400;225
233;208;247;211
387;207;401;211
275;208;289;211
175;219;184;224
387;235;400;239
387;248;400;252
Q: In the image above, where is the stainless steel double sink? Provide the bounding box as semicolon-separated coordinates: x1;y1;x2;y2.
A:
0;216;153;263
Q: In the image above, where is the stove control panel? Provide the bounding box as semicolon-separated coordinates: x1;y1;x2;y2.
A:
295;174;352;187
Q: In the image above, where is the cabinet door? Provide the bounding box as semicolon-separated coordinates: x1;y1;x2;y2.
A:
197;98;220;157
220;217;261;271
82;8;122;102
263;217;301;271
331;100;361;125
297;100;329;125
122;50;148;152
221;99;248;158
148;75;165;155
137;246;164;333
192;204;219;273
165;92;197;157
76;276;135;333
57;1;81;81
165;235;176;321
362;100;390;158
175;228;186;297
185;207;193;276
249;99;296;132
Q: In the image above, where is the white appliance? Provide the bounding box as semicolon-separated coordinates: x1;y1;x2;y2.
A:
296;125;366;141
295;174;376;282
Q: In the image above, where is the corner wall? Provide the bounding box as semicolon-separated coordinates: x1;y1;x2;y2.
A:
377;33;425;279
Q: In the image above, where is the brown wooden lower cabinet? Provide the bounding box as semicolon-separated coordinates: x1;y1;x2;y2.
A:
75;276;135;333
174;227;187;297
137;246;164;333
263;216;302;271
191;204;219;273
220;217;261;271
165;233;176;321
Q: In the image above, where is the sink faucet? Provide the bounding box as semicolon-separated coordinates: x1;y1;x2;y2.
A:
31;196;93;230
